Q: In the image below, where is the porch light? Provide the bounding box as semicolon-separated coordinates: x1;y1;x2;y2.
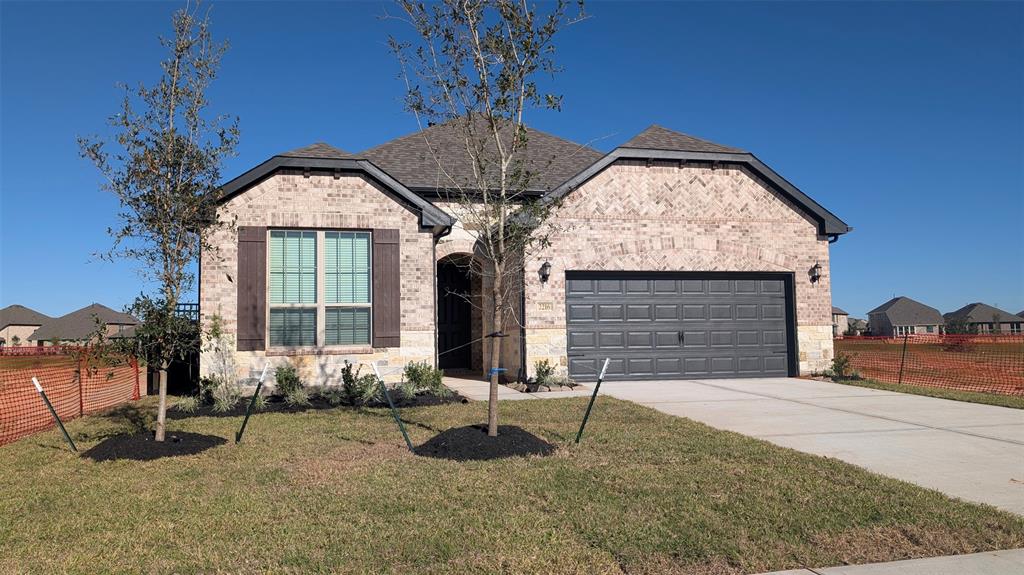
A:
539;261;552;283
809;262;823;283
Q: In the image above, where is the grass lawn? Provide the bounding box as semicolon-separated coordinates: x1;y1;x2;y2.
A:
2;396;1023;574
831;377;1024;410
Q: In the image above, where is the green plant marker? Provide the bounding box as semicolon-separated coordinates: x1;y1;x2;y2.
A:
235;364;270;444
32;377;77;453
575;358;611;445
372;363;414;452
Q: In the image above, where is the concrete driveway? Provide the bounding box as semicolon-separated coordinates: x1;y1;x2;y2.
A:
599;378;1024;515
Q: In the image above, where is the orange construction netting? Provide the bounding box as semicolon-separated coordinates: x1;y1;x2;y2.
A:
0;347;140;446
834;335;1024;396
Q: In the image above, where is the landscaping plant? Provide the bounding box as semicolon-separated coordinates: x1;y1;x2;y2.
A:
402;361;451;398
340;361;379;406
533;359;556;386
274;364;304;397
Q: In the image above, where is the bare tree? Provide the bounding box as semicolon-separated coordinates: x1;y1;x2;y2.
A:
388;0;585;436
78;1;238;441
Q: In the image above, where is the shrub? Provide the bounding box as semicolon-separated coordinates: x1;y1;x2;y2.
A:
284;386;310;407
251;393;268;411
830;352;853;379
403;361;450;397
534;359;555;385
200;374;242;412
341;361;380;406
274;364;303;396
176;395;200;413
545;374;575;388
319;386;348;407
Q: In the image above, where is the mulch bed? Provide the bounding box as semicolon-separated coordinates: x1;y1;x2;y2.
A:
168;392;465;420
415;425;555;461
83;431;226;462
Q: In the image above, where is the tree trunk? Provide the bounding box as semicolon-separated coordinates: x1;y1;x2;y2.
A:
155;362;169;442
487;276;503;437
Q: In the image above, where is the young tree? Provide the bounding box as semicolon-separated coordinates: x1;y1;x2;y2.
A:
78;2;238;441
388;0;585;436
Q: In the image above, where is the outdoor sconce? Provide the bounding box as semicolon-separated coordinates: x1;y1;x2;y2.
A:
809;262;823;284
539;260;552;283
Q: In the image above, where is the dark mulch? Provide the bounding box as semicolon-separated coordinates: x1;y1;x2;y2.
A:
167;392;465;420
83;431;226;462
415;425;556;461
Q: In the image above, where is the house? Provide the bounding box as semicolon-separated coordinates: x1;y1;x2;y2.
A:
846;318;867;336
0;305;51;347
28;303;138;345
867;296;943;337
943;303;1024;335
200;122;850;384
831;306;848;337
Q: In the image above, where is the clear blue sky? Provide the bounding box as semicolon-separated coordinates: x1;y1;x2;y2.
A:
2;1;1022;319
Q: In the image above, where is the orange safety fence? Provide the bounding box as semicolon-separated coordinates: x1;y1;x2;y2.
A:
834;335;1024;396
0;347;140;446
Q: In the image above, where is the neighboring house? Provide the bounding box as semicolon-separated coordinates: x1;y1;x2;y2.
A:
846;318;867;336
831;306;848;337
0;305;51;347
943;303;1024;335
29;303;138;345
200;122;850;384
867;297;943;337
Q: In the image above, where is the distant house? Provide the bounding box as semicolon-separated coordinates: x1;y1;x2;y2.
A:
867;296;943;337
0;305;52;347
28;303;138;345
847;318;867;336
831;306;849;337
943;303;1024;335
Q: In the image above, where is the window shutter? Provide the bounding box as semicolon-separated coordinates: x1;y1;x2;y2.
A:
237;226;267;351
372;229;401;348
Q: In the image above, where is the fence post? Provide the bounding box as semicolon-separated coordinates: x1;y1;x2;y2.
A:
132;358;140;401
371;363;414;453
575;358;611;445
897;333;909;385
77;350;85;418
235;364;271;444
32;377;77;453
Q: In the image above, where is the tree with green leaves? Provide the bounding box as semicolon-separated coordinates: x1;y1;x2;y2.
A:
387;0;586;437
79;2;238;441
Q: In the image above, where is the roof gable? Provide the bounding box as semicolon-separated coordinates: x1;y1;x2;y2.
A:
944;303;1024;324
0;304;51;329
281;142;351;159
868;296;943;326
621;125;744;154
28;303;138;342
832;306;848;315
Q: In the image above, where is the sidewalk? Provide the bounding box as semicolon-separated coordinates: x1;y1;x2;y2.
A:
758;548;1024;574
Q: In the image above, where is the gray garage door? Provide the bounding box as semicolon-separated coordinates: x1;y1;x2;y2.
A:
565;273;793;381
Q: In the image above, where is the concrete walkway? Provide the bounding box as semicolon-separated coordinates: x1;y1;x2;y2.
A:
598;378;1024;515
758;548;1024;574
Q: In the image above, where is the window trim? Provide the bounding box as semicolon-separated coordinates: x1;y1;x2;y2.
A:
266;228;373;350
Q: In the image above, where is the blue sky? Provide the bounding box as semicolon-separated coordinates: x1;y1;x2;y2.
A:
1;1;1022;319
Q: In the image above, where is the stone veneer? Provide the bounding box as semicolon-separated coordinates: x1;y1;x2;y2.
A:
200;170;436;385
522;159;835;376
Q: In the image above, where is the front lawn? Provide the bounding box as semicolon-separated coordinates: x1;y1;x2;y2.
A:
2;396;1022;574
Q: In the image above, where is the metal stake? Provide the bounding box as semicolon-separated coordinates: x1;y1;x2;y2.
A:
897;333;909;386
32;377;77;453
575;358;611;444
235;364;270;444
371;363;414;452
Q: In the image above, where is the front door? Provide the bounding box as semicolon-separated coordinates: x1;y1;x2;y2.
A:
437;261;472;369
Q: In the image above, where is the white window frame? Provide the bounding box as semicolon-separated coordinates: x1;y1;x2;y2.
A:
266;229;373;349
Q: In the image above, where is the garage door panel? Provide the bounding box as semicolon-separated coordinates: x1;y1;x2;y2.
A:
566;272;792;381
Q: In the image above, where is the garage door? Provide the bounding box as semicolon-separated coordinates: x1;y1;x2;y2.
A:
565;273;793;381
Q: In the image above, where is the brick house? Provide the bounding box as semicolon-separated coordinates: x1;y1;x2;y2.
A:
943;303;1024;334
0;305;51;347
831;306;849;337
28;303;138;345
200;122;850;385
867;296;943;337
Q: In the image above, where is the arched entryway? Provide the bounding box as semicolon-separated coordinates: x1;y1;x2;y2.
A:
437;254;482;371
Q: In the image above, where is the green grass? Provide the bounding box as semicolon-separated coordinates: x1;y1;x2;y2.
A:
2;397;1022;574
832;378;1024;410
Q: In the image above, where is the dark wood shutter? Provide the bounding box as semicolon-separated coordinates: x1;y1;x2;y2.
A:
372;229;401;348
237;226;267;351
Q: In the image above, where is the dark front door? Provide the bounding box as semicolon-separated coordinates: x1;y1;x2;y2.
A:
437;261;472;369
565;272;795;381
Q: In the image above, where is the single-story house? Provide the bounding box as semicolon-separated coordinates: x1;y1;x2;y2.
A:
200;121;850;384
846;317;867;336
0;305;51;347
831;306;848;337
867;296;943;337
943;303;1024;335
29;303;138;345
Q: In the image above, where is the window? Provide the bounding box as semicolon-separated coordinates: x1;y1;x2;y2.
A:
926;325;934;333
267;229;371;347
1011;323;1022;335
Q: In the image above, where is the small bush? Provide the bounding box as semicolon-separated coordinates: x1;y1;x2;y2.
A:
546;374;576;388
403;361;450;397
284;387;310;407
251;393;268;411
341;361;380;406
274;364;303;396
319;386;347;407
534;359;555;385
176;395;200;413
212;391;239;413
830;352;853;379
201;374;242;412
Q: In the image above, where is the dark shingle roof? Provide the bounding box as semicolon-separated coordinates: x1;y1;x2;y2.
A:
831;306;849;315
848;318;868;330
868;297;943;326
0;305;51;329
28;303;138;342
358;118;604;193
943;303;1024;324
619;125;744;154
280;142;351;159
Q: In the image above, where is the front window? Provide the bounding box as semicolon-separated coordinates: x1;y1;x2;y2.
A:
1011;323;1022;335
268;230;372;348
926;325;934;333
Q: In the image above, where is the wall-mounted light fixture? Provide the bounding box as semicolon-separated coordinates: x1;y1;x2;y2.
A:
809;262;823;284
539;260;552;283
